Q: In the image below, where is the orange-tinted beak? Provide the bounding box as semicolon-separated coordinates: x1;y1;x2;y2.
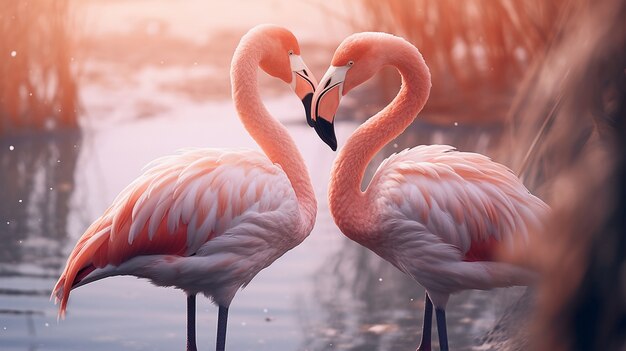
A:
289;55;317;127
311;65;350;151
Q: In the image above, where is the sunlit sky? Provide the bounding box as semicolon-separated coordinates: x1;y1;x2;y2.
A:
84;0;351;42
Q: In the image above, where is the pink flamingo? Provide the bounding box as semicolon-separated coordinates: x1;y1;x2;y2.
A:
310;33;548;351
52;25;317;351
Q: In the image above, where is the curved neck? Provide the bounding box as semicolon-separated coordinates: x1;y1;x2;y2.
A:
329;43;431;234
231;39;316;230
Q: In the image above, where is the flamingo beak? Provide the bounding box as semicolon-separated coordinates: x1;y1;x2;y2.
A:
311;65;349;151
290;55;317;127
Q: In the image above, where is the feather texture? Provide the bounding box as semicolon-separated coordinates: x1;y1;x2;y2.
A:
52;148;306;315
367;145;548;296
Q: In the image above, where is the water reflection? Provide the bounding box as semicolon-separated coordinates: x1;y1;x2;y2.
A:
300;237;521;351
299;240;423;350
0;131;81;305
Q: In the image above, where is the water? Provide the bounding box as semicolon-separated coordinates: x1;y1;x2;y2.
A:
0;92;521;351
0;1;525;350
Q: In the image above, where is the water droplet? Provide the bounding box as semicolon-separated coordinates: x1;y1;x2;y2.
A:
410;298;414;302
241;322;247;326
44;322;49;327
8;145;14;151
18;240;22;244
378;277;383;282
49;187;53;190
18;199;22;203
263;308;268;313
3;326;6;330
29;92;33;96
10;51;16;57
57;160;61;163
393;143;398;148
193;62;198;66
6;222;9;225
454;122;458;126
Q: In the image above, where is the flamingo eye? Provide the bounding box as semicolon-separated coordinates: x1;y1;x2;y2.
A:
288;50;294;56
347;60;354;66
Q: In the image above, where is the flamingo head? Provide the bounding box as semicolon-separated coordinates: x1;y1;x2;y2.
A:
311;33;390;151
255;25;318;126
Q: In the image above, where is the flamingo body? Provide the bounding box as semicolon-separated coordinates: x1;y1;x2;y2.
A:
53;25;318;351
361;145;547;306
53;148;305;311
310;32;549;350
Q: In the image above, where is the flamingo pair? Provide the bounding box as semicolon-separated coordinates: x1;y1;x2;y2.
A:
53;25;548;351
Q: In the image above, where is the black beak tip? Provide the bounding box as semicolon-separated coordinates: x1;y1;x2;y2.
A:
313;117;337;151
301;93;315;128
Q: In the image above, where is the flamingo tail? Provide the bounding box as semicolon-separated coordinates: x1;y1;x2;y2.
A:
52;224;110;319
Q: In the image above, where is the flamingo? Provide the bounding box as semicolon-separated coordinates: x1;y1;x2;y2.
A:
309;33;549;351
51;25;318;351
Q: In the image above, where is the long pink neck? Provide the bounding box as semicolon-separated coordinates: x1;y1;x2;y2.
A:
231;38;316;230
329;41;431;236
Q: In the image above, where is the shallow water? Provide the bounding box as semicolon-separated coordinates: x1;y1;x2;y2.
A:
0;1;524;350
0;96;522;351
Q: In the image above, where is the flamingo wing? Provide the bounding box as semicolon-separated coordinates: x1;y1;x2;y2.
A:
53;148;302;315
370;145;549;263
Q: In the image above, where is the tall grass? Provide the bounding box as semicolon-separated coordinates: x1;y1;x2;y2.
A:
0;0;79;135
509;0;625;349
349;0;573;124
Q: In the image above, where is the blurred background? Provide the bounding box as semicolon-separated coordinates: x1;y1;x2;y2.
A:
0;0;624;350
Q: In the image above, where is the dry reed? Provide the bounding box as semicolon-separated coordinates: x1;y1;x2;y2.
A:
510;0;626;349
348;0;572;124
0;0;79;136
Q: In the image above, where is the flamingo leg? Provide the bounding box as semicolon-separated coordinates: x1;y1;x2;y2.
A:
417;292;433;351
435;308;449;351
216;305;229;351
187;294;197;351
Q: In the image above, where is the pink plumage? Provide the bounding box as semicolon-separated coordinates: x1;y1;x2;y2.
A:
310;32;549;351
52;25;318;351
366;145;547;296
53;149;304;313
